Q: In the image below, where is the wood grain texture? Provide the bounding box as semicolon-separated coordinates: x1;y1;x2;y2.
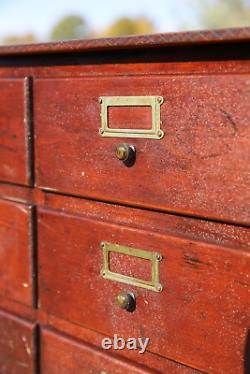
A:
0;27;249;56
38;206;250;373
35;75;250;225
0;78;32;185
0;299;203;374
0;198;34;306
0;183;248;251
0;60;249;81
0;310;36;374
40;323;203;374
41;328;162;374
0;29;249;373
43;192;250;250
0;183;35;205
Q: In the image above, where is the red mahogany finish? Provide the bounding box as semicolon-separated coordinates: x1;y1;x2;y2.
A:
0;78;32;185
37;205;250;373
0;199;34;307
0;29;249;374
34;74;249;224
0;310;37;374
41;329;158;374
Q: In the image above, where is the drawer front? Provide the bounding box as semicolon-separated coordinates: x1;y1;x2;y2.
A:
41;329;156;374
0;310;36;374
0;78;31;185
0;199;33;306
38;208;250;373
34;75;250;224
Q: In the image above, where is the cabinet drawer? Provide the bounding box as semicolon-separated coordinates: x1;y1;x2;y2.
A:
34;75;250;224
0;199;33;306
0;310;36;374
0;78;32;185
41;328;156;374
38;206;250;373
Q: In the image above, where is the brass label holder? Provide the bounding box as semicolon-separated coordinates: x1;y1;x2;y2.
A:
99;96;164;139
100;242;163;292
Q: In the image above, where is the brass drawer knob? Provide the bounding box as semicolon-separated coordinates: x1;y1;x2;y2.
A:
115;291;136;312
115;144;136;166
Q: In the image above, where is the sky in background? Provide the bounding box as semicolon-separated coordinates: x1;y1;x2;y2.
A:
0;0;198;40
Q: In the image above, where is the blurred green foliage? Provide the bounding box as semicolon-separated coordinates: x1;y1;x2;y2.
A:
196;0;250;28
2;32;37;44
101;16;155;37
1;0;250;44
50;14;89;41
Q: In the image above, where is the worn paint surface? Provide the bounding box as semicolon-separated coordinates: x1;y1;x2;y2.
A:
0;30;249;374
34;75;250;225
0;198;33;307
38;206;250;374
0;78;32;185
0;311;36;374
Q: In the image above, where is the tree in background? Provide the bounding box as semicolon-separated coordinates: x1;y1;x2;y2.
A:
101;16;155;37
193;0;250;29
2;33;37;45
2;1;249;45
50;15;90;41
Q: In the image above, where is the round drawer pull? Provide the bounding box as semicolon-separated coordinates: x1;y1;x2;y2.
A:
115;144;136;166
115;291;136;312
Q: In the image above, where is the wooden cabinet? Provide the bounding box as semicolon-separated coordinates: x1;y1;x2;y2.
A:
0;28;249;374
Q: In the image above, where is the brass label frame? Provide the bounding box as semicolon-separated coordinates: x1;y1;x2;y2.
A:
99;96;164;139
100;242;163;292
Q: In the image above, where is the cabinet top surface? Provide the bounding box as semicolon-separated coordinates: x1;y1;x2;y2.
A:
0;27;249;56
